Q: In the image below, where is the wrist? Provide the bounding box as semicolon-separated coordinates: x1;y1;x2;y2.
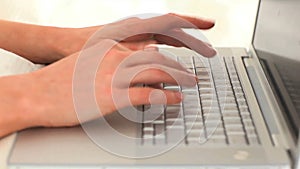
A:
46;26;100;61
0;74;41;137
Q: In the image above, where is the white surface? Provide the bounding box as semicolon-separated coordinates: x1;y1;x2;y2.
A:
0;49;36;76
0;0;258;168
0;0;259;47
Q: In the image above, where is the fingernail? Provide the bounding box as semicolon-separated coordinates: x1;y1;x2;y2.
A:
203;17;215;23
205;42;213;47
175;92;183;100
186;69;194;74
195;76;199;83
205;47;217;58
144;46;158;51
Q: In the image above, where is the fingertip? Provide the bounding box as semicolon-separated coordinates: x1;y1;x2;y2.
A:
166;91;182;104
144;45;159;51
197;46;217;58
174;91;183;100
207;48;217;58
197;17;215;29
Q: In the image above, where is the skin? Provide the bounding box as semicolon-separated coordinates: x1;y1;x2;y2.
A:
0;13;216;138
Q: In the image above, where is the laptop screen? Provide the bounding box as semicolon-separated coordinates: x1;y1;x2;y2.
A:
253;0;300;140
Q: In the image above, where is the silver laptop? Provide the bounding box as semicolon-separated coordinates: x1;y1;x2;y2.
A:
7;0;300;168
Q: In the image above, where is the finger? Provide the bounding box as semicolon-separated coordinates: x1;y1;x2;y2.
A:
119;64;197;87
120;13;214;42
148;83;163;89
123;33;154;42
154;29;217;57
144;13;215;32
128;87;182;106
121;50;189;72
169;13;215;29
120;39;157;51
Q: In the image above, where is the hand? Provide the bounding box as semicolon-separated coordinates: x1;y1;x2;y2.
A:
0;13;215;63
90;13;216;56
14;40;196;129
59;13;216;59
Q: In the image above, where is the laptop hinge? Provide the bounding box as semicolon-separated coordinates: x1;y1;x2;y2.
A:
242;57;293;150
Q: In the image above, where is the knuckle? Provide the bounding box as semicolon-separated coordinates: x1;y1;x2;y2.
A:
147;51;168;63
148;67;166;77
126;17;141;22
101;38;117;45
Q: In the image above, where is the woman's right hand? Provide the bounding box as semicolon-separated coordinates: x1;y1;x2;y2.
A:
16;39;196;131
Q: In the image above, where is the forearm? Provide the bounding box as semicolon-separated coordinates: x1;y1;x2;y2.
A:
0;74;37;138
0;20;99;64
0;20;76;63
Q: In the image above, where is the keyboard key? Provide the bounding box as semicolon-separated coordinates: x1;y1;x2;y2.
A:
218;91;235;98
239;106;249;113
166;112;183;119
203;112;221;120
248;135;260;145
182;86;198;92
219;97;236;104
207;127;225;137
154;135;166;145
183;91;199;96
164;85;180;91
201;100;218;108
194;61;208;68
197;74;210;80
185;121;204;130
166;118;184;127
241;113;251;120
153;119;164;124
237;100;248;106
205;120;223;129
217;86;233;92
242;117;253;123
166;126;185;143
222;112;240;119
185;114;202;122
187;129;202;138
203;137;227;145
225;125;244;133
143;123;154;131
234;87;243;93
198;83;213;88
203;108;220;115
232;82;242;88
228;135;247;145
143;128;154;145
221;104;238;111
223;116;242;123
227;131;245;136
200;94;216;100
184;108;201;116
245;128;257;136
154;124;165;136
199;88;214;94
184;96;200;104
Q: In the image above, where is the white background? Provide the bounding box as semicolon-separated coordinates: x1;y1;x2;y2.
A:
0;1;258;168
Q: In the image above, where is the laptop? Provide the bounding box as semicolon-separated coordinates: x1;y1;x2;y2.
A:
7;0;300;168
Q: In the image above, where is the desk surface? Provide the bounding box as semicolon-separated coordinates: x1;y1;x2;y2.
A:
0;0;258;168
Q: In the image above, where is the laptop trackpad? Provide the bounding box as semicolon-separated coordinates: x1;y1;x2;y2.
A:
8;110;141;166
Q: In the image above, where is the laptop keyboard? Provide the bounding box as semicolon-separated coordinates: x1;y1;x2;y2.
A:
141;55;260;146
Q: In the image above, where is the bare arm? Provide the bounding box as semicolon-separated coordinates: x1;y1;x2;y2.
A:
0;13;216;138
0;20;98;63
0;14;215;64
0;74;37;137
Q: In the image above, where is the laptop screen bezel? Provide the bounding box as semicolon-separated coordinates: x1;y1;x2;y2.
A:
251;0;300;143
